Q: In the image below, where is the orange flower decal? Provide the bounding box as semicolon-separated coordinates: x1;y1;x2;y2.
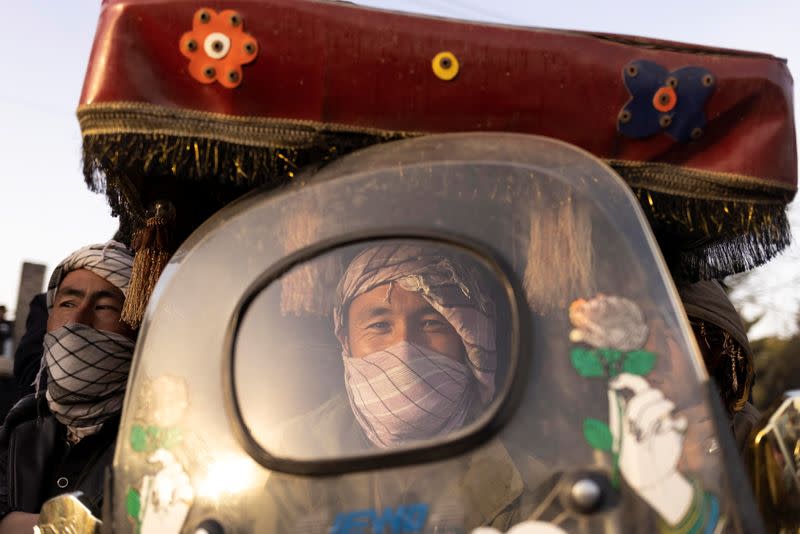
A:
180;8;258;89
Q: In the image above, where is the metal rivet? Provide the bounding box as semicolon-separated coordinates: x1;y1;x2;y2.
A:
618;110;632;124
659;114;672;128
666;76;678;88
626;64;638;77
570;478;602;512
57;477;69;489
199;10;211;23
212;40;224;53
203;66;216;79
186;39;198;52
703;74;714;87
228;71;240;83
659;93;671;105
691;127;704;140
195;518;225;534
244;42;256;55
230;13;242;27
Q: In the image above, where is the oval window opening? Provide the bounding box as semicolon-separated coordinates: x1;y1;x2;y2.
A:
232;239;517;464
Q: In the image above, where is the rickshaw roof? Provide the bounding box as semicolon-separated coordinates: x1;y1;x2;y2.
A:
78;0;796;326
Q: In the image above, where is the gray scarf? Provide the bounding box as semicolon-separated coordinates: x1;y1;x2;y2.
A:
42;323;134;442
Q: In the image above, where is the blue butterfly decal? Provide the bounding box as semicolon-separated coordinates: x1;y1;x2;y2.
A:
618;60;715;143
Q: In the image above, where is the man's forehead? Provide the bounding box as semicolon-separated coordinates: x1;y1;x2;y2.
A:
57;268;124;299
350;284;435;314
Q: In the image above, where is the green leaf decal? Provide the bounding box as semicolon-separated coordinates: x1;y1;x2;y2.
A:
126;487;141;520
146;425;160;441
599;349;622;364
130;425;147;452
161;427;183;449
570;348;605;377
583;418;613;452
622;350;657;376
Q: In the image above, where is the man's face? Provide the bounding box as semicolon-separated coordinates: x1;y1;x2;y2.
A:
47;269;135;339
346;283;465;361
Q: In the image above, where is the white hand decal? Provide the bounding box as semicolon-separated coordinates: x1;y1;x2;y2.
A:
140;448;194;534
608;373;693;525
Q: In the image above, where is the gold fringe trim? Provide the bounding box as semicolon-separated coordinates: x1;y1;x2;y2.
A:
606;159;796;203
524;191;595;312
78;102;420;150
278;200;344;317
78;102;794;283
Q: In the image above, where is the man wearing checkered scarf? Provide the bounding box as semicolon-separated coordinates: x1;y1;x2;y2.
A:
0;241;135;530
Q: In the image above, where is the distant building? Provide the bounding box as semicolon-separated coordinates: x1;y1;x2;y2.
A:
0;305;12;357
10;262;47;358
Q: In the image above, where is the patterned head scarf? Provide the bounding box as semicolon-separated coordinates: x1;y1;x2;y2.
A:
334;244;498;403
46;240;134;309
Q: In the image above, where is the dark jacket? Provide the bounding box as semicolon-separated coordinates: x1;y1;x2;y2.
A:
0;394;118;520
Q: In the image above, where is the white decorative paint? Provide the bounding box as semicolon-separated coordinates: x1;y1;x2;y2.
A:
609;373;693;525
471;521;568;534
139;449;194;534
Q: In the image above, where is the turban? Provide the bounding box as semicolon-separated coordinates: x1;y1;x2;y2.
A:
46;241;134;308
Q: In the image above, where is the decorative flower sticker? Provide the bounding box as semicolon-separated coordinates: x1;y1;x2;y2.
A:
569;294;649;352
180;8;258;89
617;60;715;142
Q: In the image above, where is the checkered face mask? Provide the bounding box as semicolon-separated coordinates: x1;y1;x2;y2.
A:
343;341;476;448
43;323;134;441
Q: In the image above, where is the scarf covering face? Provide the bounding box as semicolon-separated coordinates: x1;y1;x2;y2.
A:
342;341;477;448
334;244;497;447
46;240;134;309
43;323;135;442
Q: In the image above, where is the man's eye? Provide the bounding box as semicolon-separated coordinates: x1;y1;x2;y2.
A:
58;301;76;308
366;321;390;331
421;319;447;330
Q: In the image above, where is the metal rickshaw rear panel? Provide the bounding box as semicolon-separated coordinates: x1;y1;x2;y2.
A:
111;133;761;533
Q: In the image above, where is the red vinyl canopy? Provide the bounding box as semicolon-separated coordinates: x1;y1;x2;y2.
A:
78;0;797;286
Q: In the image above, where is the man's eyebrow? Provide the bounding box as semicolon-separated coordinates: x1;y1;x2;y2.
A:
56;287;122;302
354;306;392;320
56;287;85;300
92;289;124;302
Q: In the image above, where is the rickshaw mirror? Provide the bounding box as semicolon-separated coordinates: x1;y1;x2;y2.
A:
230;238;519;470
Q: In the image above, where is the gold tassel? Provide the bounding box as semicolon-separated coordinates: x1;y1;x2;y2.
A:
523;186;595;313
278;198;344;317
121;201;176;328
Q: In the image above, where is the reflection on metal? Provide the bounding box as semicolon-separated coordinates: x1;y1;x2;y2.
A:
570;478;602;512
35;493;101;534
749;390;800;531
195;518;225;534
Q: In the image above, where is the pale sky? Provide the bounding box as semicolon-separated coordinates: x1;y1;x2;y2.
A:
1;1;798;339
